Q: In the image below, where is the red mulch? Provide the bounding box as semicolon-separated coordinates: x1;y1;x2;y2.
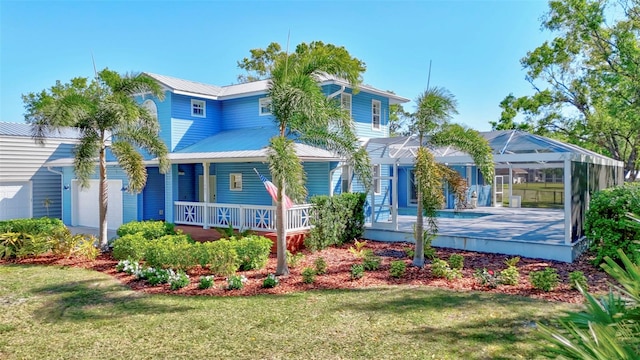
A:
2;241;615;303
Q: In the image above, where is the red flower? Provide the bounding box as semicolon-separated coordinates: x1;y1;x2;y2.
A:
488;270;494;276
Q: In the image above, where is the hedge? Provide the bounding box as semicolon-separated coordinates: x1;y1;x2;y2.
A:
305;192;367;251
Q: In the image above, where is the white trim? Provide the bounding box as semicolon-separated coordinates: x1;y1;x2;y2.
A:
191;99;206;118
373;164;381;195
230;173;243;191
372;99;381;131
259;97;272;116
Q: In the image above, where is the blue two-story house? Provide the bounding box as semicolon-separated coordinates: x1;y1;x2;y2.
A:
46;72;409;231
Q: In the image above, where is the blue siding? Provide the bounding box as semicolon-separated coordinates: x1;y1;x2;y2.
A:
215;163;273;205
176;164;196;201
142;167;165;221
220;95;274;130
164;165;178;222
304;162;330;199
171;94;221;151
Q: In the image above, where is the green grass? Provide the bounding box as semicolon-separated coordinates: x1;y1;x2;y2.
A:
0;265;578;359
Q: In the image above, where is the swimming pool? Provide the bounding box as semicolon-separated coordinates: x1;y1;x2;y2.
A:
397;208;490;219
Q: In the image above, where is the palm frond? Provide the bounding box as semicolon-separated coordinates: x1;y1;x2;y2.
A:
111;141;146;193
267;136;306;203
73;131;101;188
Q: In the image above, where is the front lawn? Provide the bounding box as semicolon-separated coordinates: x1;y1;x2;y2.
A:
0;265;578;359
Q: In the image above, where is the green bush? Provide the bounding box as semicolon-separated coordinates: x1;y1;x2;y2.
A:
585;183;640;264
499;266;520;286
350;264;364;280
144;234;198;270
0;217;65;236
529;267;559;292
287;250;305;268
363;251;381;271
168;271;190;290
301;267;316;284
431;259;451;278
227;274;247;290
262;273;279;288
389;260;407;278
1;232;36;259
404;246;415;258
314;257;328;275
198;275;214;290
231;235;272;271
112;233;147;261
116;220;176;239
568;270;589;291
448;254;464;270
306;192;366;250
196;240;239;276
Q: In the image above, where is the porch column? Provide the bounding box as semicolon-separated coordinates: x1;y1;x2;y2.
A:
563;157;572;245
203;162;209;229
392;162;398;230
164;164;177;224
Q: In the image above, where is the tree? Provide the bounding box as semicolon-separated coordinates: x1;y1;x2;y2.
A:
497;0;640;179
410;88;494;267
23;69;169;249
389;102;412;136
240;41;372;275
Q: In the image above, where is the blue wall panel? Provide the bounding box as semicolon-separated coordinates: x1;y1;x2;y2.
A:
142;167;165;221
215;163;273;205
220;95;274;130
304;162;330;200
170;94;221;151
176;164;196;201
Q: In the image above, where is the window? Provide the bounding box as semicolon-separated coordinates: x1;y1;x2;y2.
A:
409;170;417;204
372;100;381;130
230;173;242;191
259;97;272;116
373;164;381;194
341;93;352;117
191;99;206;117
142;99;158;120
341;165;351;193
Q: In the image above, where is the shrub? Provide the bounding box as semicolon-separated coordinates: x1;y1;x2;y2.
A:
15;234;51;259
363;251;381;271
231;235;272;271
198;275;214;290
116;259;141;275
74;235;99;260
474;268;499;288
112;233;147;261
262;273;279;288
144;234;198;270
301;267;316;284
314;257;328;275
143;268;171;285
529;267;559;292
351;264;364;280
0;217;66;236
348;239;368;258
431;259;451;278
226;274;247;290
568;270;588;291
404;246;415;258
499;266;520;286
168;271;190;290
287;250;305;268
448;254;464;270
389;260;406;278
306;192;366;250
585;183;640;264
196;240;239;276
116;220;176;239
0;232;37;259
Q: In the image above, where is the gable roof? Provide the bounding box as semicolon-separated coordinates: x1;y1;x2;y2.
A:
144;72;410;104
0;122;81;139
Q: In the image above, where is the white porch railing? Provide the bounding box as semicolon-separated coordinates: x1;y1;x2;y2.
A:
174;202;312;232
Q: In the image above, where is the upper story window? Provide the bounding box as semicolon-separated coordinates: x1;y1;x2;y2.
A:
372;100;381;130
230;173;242;191
373;164;381;194
191;99;206;117
259;97;272;116
341;93;352;117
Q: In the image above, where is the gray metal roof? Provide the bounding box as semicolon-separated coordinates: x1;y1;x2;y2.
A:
0;122;81;139
144;72;410;104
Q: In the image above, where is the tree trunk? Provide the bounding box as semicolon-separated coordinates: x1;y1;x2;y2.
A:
99;140;109;251
275;186;289;276
412;187;425;267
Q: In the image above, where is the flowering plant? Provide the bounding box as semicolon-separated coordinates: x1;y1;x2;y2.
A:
198;275;214;289
168;271;190;290
474;268;499;288
262;273;279;288
227;274;248;290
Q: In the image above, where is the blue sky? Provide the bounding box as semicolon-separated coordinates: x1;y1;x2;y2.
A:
1;0;551;131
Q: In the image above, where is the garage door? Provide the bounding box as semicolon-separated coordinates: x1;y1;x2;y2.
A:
72;179;123;229
0;181;32;220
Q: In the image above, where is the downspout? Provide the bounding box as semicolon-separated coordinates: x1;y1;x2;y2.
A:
328;85;345;99
47;166;64;221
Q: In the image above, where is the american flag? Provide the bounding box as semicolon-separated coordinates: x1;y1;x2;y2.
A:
256;169;294;209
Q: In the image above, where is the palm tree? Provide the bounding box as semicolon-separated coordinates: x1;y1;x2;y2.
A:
410;87;494;267
264;41;372;275
23;69;169;250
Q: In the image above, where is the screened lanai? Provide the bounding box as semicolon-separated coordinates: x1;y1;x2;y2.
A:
363;130;624;262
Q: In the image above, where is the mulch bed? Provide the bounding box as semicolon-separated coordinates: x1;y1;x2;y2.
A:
3;241;615;304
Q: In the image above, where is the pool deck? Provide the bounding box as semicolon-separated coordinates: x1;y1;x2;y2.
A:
364;207;587;263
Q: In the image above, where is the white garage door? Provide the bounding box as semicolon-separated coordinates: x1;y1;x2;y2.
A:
0;181;32;220
72;179;123;229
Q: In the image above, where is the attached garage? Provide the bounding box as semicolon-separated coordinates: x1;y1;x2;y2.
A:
0;181;32;220
72;179;123;229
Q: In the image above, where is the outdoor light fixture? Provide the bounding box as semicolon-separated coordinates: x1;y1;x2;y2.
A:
63;184;70;190
121;185;128;192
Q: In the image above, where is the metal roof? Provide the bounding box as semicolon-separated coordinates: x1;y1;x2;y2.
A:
0;122;81;139
144;72;410;104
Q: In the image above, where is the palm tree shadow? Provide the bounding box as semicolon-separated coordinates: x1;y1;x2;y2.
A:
31;278;192;323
